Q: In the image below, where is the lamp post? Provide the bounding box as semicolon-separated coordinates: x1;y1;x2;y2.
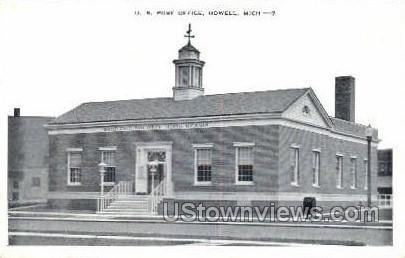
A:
365;124;373;207
99;162;107;196
149;160;158;194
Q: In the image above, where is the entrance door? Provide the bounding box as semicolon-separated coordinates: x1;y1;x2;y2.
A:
147;163;165;193
146;151;165;194
135;142;172;196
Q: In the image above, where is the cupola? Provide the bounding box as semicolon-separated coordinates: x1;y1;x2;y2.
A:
172;24;205;101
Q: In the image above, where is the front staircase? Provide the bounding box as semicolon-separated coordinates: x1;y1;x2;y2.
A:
96;180;166;216
99;195;152;216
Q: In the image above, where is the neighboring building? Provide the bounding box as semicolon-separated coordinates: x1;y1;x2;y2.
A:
377;149;393;208
44;26;379;214
8;108;54;206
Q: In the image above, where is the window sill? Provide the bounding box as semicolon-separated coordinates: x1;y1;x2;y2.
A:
312;184;320;188
235;182;255;186
100;182;115;186
350;186;357;190
67;183;81;186
336;186;344;190
290;183;300;187
194;182;213;186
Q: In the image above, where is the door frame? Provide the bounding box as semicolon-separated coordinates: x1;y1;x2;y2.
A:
135;142;173;197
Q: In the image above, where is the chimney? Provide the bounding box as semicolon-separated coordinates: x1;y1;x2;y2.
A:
335;76;355;122
14;108;20;117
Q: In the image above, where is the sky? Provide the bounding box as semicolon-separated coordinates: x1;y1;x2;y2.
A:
0;0;403;150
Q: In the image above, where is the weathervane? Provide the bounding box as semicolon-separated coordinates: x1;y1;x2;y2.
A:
184;23;195;44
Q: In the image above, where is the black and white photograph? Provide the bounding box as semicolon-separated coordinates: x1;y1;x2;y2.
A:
1;0;404;257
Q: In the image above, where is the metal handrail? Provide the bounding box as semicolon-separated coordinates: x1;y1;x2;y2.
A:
97;181;133;212
149;180;166;213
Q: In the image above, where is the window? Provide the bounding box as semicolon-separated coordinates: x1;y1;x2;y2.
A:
364;159;368;190
336;155;343;188
290;146;300;186
312;150;320;187
379;162;386;173
193;67;202;87
350;157;357;189
178;66;189;86
13;180;19;189
195;148;212;184
234;143;254;184
237;147;254;183
302;105;311;115
101;151;116;184
378;161;392;176
378;194;392;208
68;151;82;186
12;192;19;201
31;177;41;187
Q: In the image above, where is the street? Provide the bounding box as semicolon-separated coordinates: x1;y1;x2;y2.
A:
8;215;392;246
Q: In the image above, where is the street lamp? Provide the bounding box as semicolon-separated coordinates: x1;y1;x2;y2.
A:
99;162;107;196
365;124;373;207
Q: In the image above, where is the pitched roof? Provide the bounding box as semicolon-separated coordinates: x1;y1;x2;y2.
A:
51;88;309;124
330;117;378;139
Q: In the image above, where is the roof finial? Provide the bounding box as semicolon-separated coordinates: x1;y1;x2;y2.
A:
184;23;195;45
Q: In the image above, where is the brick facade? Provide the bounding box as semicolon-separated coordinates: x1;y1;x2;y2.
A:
48;123;377;210
49;125;280;194
278;126;377;194
335;76;355;122
8;115;54;205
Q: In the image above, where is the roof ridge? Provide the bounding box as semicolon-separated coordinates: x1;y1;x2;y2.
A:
202;87;310;98
8;115;55;119
82;96;173;105
82;87;310;105
330;116;370;128
52;87;312;125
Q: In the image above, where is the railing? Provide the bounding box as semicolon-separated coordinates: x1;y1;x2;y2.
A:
149;180;166;214
97;181;133;212
378;194;393;208
117;181;133;195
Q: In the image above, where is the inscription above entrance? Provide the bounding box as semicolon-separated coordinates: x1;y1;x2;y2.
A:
104;121;209;132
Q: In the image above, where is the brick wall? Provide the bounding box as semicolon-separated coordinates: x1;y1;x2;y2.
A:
335;76;355;122
278;126;378;196
49;125;280;194
8;116;53;204
48;123;378;209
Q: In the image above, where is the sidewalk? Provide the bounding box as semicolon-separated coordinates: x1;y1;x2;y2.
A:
9;214;392;246
8;231;317;246
9;209;393;230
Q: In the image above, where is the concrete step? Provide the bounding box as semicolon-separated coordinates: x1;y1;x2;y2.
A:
107;204;149;208
115;200;149;203
113;200;150;204
117;196;150;199
109;206;149;210
108;203;150;207
104;208;150;212
98;194;158;216
116;195;150;199
99;211;155;215
109;204;149;208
